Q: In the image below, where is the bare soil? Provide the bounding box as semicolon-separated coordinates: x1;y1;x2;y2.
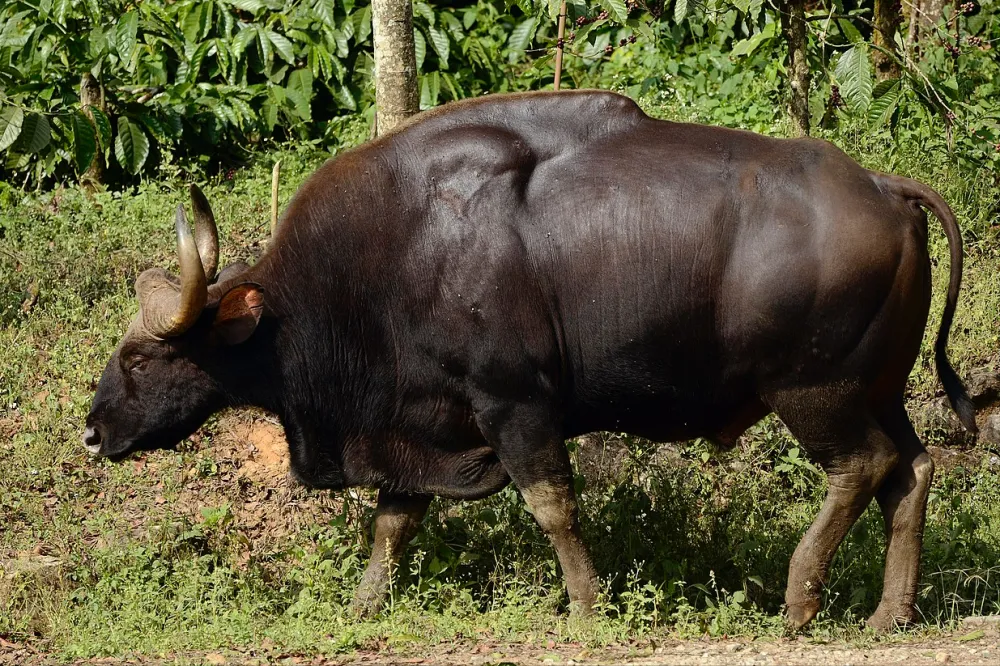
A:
2;622;998;666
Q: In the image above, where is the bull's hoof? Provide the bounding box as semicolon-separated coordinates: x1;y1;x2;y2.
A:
866;603;917;633
785;600;820;632
349;592;383;620
568;599;597;619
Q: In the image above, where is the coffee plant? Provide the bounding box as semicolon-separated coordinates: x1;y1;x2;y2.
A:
1;1;998;187
0;0;564;186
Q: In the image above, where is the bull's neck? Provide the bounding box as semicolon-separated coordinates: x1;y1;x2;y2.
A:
238;263;396;447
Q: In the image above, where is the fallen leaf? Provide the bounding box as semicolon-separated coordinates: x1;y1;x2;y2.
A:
957;629;985;642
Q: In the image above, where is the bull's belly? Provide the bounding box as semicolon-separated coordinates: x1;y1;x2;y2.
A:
565;390;767;448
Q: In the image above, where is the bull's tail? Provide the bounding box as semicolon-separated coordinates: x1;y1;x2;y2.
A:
877;173;977;432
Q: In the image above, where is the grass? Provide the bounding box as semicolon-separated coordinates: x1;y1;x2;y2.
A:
1;81;999;659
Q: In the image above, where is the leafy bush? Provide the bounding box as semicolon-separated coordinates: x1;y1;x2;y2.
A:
0;0;569;186
2;0;385;183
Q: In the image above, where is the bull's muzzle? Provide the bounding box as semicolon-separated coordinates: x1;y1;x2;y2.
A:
82;424;104;456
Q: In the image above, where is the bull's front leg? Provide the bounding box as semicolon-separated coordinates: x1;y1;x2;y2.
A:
520;478;600;614
476;403;600;616
350;490;432;618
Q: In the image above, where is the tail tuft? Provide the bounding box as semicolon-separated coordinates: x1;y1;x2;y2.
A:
936;347;978;433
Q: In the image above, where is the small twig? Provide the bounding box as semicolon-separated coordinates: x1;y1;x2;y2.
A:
805;13;873;27
553;2;568;91
270;160;281;236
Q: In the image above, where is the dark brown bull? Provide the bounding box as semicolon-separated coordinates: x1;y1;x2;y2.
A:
83;90;977;630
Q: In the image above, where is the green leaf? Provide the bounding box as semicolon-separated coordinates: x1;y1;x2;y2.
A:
226;0;264;11
256;25;273;65
138;114;168;142
462;7;478;30
597;0;629;23
157;110;183;140
439;12;464;40
284;86;311;121
548;0;562;21
267;29;295;64
353;5;372;44
871;78;899;99
413;2;436;26
212;103;239;128
508;17;538;63
674;0;688;23
512;0;533;15
838;18;864;44
71;110;97;173
182;3;211;44
835;45;873;113
332;27;349;58
867;79;901;125
414;28;426;70
13;113;50;153
231;27;257;60
114;116;149;175
730;21;775;58
187;40;212;82
115;11;138;62
333;83;356;111
427;24;449;67
0;106;24;152
420;71;440;110
88;107;112;150
262;100;279;131
229;98;254;126
215;38;230;77
626;18;654;42
287;68;313;99
53;0;72;24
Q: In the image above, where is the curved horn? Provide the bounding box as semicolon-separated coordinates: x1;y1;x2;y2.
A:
142;206;208;337
189;184;219;280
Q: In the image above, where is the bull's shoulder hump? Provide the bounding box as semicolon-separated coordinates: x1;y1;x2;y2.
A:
390;90;646;151
402;89;645;131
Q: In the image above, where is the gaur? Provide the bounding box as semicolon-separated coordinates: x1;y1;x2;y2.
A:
83;90;977;630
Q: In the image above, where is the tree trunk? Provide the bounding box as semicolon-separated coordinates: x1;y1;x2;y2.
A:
371;0;419;137
873;0;902;80
907;0;949;46
79;73;105;189
780;0;810;136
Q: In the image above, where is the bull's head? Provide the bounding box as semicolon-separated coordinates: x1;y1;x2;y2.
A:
82;185;265;458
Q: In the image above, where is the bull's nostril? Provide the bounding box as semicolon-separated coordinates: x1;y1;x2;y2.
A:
82;426;103;455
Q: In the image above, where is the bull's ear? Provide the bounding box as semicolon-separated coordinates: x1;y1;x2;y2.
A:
212;283;264;345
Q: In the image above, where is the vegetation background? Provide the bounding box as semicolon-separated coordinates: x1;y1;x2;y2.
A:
1;0;999;661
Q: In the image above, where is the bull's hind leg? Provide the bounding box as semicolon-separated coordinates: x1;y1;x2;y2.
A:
350;490;432;617
475;404;600;615
867;400;935;631
767;388;900;630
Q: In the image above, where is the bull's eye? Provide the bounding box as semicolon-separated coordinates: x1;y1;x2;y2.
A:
126;355;149;373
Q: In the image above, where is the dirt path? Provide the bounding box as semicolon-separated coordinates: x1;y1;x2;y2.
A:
2;621;998;666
